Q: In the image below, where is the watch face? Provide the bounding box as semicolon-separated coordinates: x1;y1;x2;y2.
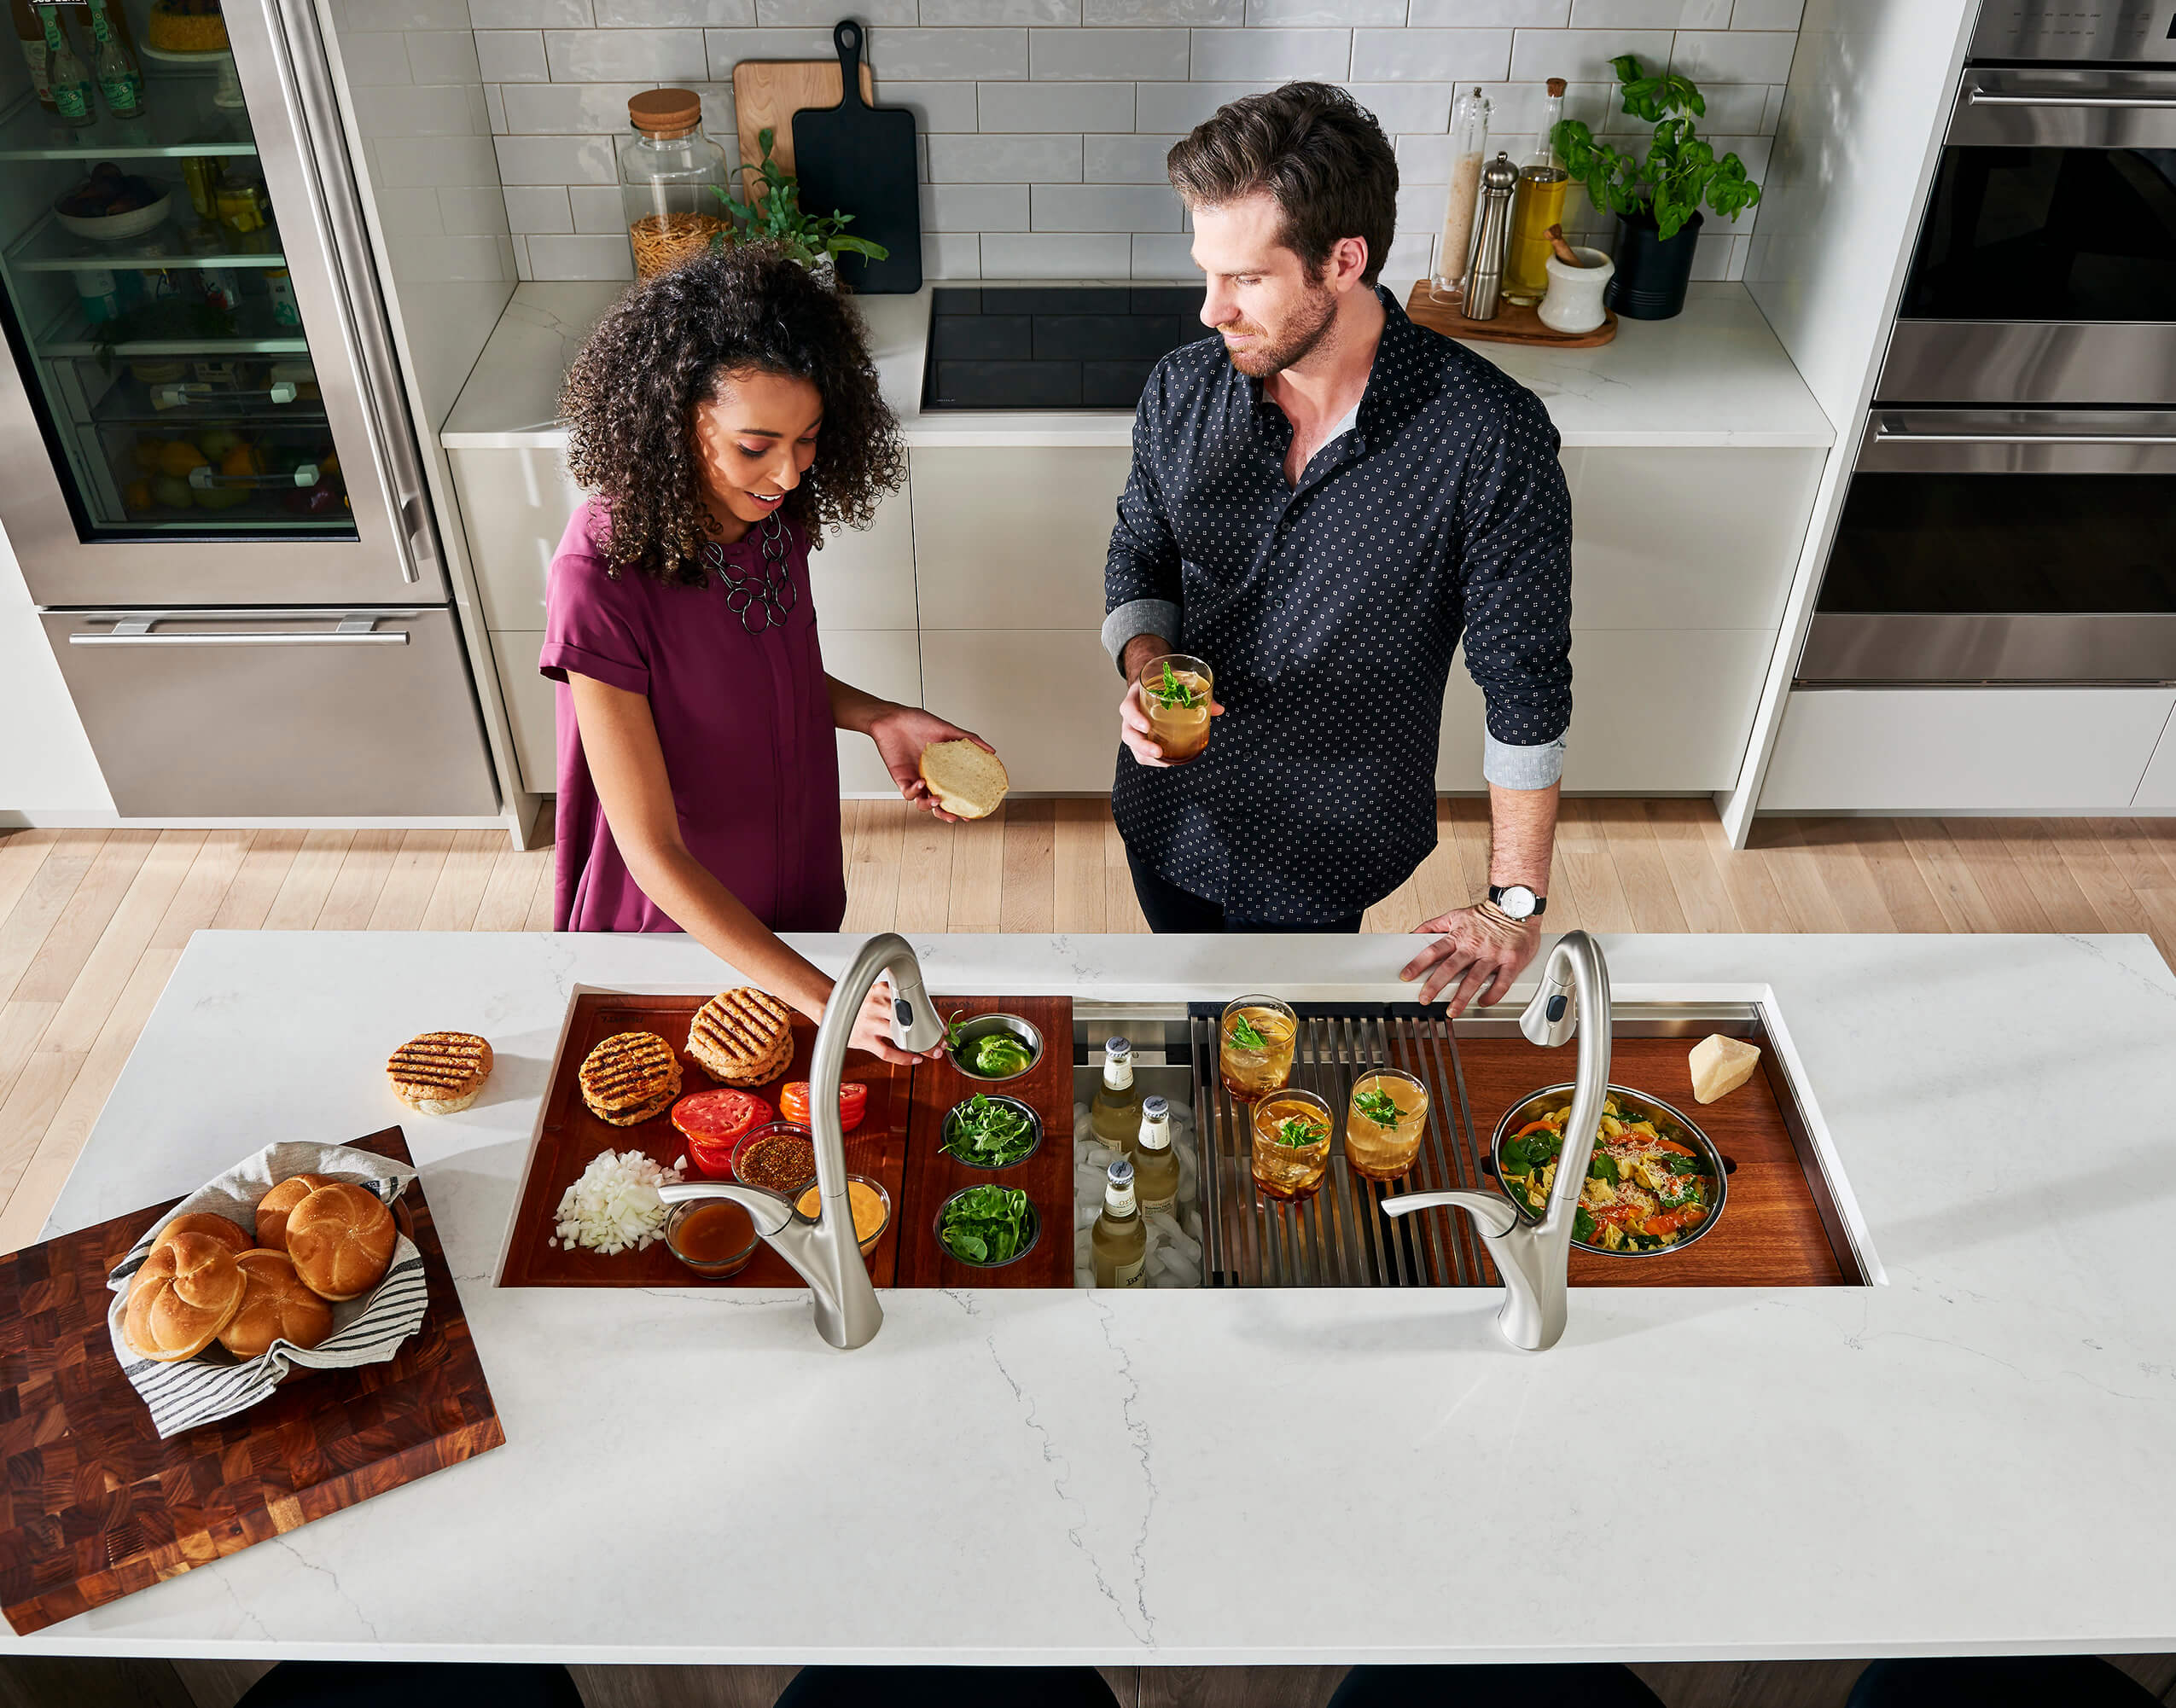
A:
1496;885;1538;920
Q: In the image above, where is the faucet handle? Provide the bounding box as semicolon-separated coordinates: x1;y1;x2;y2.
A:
1380;1188;1518;1239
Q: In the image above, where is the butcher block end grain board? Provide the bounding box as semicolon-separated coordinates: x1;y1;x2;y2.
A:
1456;1031;1858;1288
1405;280;1618;349
504;992;1075;1290
0;1126;502;1636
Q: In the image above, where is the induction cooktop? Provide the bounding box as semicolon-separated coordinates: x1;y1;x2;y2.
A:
920;285;1207;411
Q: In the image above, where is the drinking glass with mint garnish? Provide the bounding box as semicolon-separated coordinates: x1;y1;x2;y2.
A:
1346;1067;1430;1182
1136;653;1215;764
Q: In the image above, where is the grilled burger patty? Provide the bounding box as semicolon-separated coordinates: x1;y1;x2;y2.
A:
579;1031;684;1125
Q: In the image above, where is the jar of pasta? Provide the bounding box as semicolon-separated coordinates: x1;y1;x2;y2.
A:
620;89;729;282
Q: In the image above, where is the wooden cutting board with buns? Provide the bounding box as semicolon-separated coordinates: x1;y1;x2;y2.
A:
0;1126;502;1635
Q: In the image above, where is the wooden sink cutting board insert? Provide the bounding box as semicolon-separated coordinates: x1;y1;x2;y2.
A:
1192;1005;1857;1289
503;992;1073;1290
0;1126;503;1635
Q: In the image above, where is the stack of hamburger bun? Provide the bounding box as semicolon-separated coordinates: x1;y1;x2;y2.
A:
579;1031;684;1124
687;987;794;1086
122;1176;398;1364
386;1031;493;1115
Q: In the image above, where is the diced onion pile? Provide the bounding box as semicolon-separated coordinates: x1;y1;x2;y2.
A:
549;1148;684;1254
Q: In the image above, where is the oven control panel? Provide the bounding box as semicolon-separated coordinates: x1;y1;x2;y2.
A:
1971;1;2176;61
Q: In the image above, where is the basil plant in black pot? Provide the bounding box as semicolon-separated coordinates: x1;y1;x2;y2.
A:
1551;55;1763;321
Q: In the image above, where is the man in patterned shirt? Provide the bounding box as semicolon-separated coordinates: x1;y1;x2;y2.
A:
1103;81;1574;1015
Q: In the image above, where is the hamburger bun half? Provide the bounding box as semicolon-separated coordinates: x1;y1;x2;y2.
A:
916;740;1009;820
387;1031;494;1115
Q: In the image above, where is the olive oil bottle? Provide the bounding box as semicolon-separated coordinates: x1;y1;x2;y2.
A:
1133;1095;1180;1219
1089;1036;1143;1153
1091;1156;1148;1288
1504;77;1568;305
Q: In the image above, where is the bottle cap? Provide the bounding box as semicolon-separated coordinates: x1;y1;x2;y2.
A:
1546;77;1567;96
1108;1155;1135;1184
629;88;703;135
1143;1095;1169;1120
1105;1037;1131;1059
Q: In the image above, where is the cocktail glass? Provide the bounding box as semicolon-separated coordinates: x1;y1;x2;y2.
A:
1137;654;1214;764
1252;1089;1334;1201
1345;1067;1430;1181
1220;995;1297;1104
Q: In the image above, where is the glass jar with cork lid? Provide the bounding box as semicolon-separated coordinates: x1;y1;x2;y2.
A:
620;88;730;282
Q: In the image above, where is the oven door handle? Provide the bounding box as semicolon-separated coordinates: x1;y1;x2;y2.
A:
68;616;410;647
1874;427;2176;446
1967;90;2176;109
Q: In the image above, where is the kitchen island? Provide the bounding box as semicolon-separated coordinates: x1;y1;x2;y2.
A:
11;928;2175;1664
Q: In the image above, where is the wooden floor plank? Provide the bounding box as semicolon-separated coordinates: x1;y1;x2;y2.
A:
2056;822;2158;940
41;832;215;1057
0;1000;57;1130
1853;822;1950;933
1984;819;2107;932
1597;802;1690;933
1793;820;1898;932
475;843;551;932
945;808;1006;933
1053;799;1108;934
1103;816;1147;933
8;831;156;1004
843;802;905;933
1641;799;1741;932
522;850;561;932
1897;819;2002;934
892;810;957;935
0;830;61;939
999;800;1056;934
1553;803;1634;933
2086;818;2176;895
209;831;302;932
1940;820;2056;932
261;829;353;930
0;1051;84;1244
0;832;106;1003
366;829;456;931
417;833;505;932
1405;805;1465;927
1748;821;1849;933
314;829;404;932
1446;798;1494;903
1362;871;1423;936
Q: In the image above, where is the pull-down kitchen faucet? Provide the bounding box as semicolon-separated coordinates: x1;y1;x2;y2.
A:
660;932;945;1351
1382;930;1610;1352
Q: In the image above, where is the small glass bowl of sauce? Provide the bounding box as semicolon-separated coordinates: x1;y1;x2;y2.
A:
794;1174;891;1258
731;1121;817;1199
664;1199;759;1277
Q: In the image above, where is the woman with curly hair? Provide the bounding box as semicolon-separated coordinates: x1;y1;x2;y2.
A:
542;247;988;1062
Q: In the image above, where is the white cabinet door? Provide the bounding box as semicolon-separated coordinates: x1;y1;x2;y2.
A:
1760;688;2176;811
918;630;1120;792
805;477;918;630
1568;447;1823;631
2133;704;2176;808
910;445;1131;631
824;629;925;795
490;630;556;796
1438;630;1776;793
449;447;584;633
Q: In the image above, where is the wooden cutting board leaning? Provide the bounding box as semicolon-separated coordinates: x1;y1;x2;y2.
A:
730;49;873;180
789;19;922;295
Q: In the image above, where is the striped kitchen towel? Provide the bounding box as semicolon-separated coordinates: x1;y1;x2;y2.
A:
106;1141;428;1439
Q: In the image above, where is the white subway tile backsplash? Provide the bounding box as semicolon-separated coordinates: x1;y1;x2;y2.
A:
757;0;913;17
594;0;754;23
439;183;514;232
1032;27;1189;79
1670;29;1795;81
467;0;591;24
1134;78;1277;131
928;131;1084;180
980;231;1132;274
1189;27;1349;79
1350;28;1511;83
1510;27;1672;80
474;29;548;78
1409;0;1570;22
569;184;628;230
1341;83;1455;133
375;134;506;187
1245;0;1399;24
352;82;491;137
1394;133;1455;182
500;80;644;131
1085;132;1179;182
921;0;1079;23
544;27;707;78
1382;231;1433;278
924;232;984;276
1730;0;1803;26
1569;0;1727;26
873;29;1031;78
924;183;1032;229
503;184;573;231
493;131;620;184
1033;182;1182;229
408;29;484;80
374;188;445;238
484;82;507;128
980;80;1133;131
1132;232;1196;276
703;26;835;73
338;0;472;28
1089;0;1241;21
527;234;637;278
876;80;983;130
341;33;416;84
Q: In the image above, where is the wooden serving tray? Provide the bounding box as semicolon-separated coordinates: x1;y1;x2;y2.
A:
503;992;1075;1290
1405;279;1618;349
1455;1033;1853;1287
0;1126;503;1636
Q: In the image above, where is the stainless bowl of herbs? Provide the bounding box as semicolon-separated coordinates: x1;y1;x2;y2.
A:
941;1092;1042;1170
934;1183;1039;1269
944;1011;1041;1083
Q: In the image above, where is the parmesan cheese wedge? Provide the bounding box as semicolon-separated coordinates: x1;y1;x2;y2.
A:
1689;1034;1761;1104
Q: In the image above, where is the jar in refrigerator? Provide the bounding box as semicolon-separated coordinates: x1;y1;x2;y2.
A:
620;88;729;281
180;156;223;220
214;171;269;236
72;268;120;324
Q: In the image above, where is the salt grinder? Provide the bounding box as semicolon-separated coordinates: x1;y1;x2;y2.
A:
1463;152;1520;322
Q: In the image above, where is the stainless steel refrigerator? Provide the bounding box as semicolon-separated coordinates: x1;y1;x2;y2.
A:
0;0;497;817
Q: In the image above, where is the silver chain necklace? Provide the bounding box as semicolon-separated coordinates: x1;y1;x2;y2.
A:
701;512;796;634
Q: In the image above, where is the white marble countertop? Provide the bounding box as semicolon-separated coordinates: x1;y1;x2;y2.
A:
439;278;1834;453
15;928;2176;1663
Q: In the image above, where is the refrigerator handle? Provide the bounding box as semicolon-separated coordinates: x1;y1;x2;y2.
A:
267;0;432;586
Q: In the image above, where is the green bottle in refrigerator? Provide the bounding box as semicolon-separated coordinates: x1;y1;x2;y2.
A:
86;0;143;119
36;5;91;126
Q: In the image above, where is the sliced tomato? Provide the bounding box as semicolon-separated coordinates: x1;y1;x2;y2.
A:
672;1089;772;1178
780;1080;869;1132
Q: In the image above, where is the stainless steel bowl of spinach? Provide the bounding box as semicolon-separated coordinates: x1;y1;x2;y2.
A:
941;1093;1042;1169
944;1011;1042;1082
935;1184;1039;1268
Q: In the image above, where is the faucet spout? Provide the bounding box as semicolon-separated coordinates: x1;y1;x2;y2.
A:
1381;929;1611;1351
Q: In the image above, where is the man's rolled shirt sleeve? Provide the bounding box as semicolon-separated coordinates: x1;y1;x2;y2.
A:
1103;376;1185;674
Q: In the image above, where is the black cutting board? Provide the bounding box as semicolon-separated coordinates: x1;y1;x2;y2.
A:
792;19;922;296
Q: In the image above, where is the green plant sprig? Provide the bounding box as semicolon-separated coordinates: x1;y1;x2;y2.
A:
1143;660;1201;711
1353;1089;1400;1129
1228;1011;1266;1051
1275;1116;1326;1149
1549;55;1762;242
711;127;890;267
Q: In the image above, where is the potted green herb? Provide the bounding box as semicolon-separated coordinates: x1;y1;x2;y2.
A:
1550;55;1763;322
711;127;888;288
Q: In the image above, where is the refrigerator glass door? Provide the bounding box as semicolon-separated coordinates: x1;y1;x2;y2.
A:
0;0;444;606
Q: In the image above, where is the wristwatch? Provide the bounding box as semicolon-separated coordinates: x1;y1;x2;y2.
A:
1487;884;1546;921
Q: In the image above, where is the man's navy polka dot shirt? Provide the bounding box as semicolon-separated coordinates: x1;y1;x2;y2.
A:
1102;287;1574;926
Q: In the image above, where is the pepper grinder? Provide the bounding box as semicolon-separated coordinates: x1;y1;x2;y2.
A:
1462;152;1520;322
